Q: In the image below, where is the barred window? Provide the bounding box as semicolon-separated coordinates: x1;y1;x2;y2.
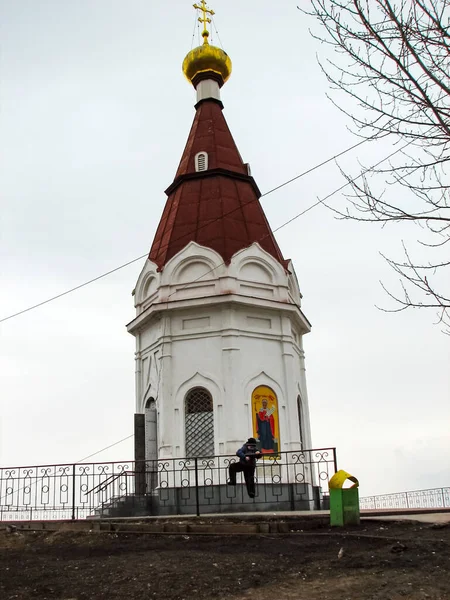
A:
185;387;214;458
297;394;304;450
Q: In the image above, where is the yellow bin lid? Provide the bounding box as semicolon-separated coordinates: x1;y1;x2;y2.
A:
329;469;359;489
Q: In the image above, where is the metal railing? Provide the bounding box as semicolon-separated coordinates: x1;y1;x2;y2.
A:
0;447;337;521
360;487;450;511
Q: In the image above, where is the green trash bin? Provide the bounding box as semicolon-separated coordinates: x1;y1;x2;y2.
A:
329;470;360;527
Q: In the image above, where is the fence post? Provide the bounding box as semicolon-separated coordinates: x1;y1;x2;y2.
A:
71;464;76;521
286;456;295;512
332;447;338;473
405;492;409;509
194;457;200;517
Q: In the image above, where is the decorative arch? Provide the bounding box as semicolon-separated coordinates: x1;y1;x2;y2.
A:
229;243;288;287
133;260;160;307
288;274;301;304
141;275;158;301
243;371;284;407
162;243;224;286
175;371;224;407
175;259;215;284
288;277;296;298
239;260;274;284
138;349;160;414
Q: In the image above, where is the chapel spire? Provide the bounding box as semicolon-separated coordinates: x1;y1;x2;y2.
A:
148;4;287;271
129;5;312;496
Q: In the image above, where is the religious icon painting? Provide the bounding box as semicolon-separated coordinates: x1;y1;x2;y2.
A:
252;386;280;459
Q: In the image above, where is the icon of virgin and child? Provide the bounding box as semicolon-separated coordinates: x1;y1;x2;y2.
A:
252;386;280;456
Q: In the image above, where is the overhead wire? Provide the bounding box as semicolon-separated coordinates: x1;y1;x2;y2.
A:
159;137;414;305
0;434;135;503
148;135;413;407
197;8;201;46
0;139;415;479
76;434;135;463
0;135;375;325
85;135;415;424
0;254;149;324
0;8;425;490
211;17;224;49
191;12;198;50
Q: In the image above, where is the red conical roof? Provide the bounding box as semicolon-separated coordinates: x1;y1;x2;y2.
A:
149;99;287;270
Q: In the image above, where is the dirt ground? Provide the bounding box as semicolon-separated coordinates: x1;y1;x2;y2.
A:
1;519;450;600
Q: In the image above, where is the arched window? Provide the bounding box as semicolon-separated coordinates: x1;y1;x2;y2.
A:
144;397;157;460
195;151;208;172
185;387;214;457
145;397;156;411
144;397;158;492
297;395;304;450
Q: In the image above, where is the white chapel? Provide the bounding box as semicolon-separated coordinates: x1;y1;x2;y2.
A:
127;2;313;466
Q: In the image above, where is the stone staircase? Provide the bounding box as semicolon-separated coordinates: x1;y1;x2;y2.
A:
89;494;150;519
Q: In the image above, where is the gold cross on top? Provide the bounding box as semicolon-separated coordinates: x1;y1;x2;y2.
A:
193;0;215;43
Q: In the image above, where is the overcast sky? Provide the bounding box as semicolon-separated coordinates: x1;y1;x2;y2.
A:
1;0;449;497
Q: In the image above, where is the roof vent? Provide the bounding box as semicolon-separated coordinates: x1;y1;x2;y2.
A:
195;152;208;172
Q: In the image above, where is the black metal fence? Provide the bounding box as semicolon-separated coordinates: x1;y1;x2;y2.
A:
0;448;337;521
360;487;450;511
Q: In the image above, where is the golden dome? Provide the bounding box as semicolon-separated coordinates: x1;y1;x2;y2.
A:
182;41;232;87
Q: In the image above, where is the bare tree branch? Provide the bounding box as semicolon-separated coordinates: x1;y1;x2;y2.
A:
305;0;450;331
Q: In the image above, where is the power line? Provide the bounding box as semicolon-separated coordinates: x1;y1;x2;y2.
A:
143;136;373;264
259;136;373;198
0;433;135;504
0;140;412;482
0;136;373;325
147;137;412;402
211;17;225;49
191;12;198;50
76;434;134;463
0;254;149;324
159;137;413;305
273;140;413;234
